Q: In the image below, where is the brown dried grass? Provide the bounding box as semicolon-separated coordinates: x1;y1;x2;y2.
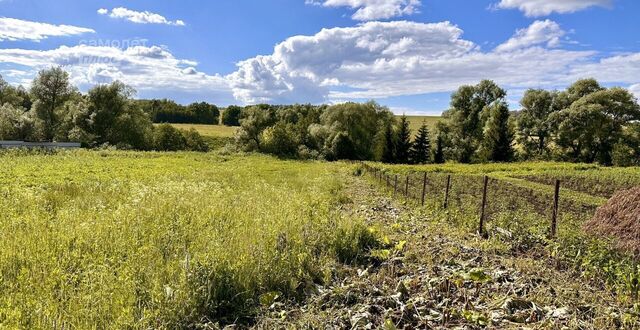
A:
584;186;640;254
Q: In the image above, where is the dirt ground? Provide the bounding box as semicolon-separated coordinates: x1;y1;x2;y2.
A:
250;174;638;329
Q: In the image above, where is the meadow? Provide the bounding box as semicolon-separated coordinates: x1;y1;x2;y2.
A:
0;150;376;328
405;115;441;132
1;149;638;328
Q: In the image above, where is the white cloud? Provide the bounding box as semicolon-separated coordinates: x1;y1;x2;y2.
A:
307;0;421;21
495;19;565;52
0;45;230;101
629;84;640;99
495;0;612;17
226;20;640;105
98;7;186;26
0;17;94;42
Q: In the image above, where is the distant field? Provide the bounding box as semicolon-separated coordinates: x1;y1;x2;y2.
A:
167;123;238;138
404;115;441;132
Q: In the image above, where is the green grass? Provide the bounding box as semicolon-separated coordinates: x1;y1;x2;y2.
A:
403;115;441;132
166;123;238;138
0;150;375;328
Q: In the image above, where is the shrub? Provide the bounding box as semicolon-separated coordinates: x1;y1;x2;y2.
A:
153;124;187;151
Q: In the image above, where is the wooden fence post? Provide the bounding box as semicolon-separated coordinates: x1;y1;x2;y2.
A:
394;175;398;197
479;176;489;237
421;172;427;206
550;180;561;238
443;174;451;209
405;175;409;198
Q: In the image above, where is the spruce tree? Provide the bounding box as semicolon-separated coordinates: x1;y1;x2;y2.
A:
433;133;445;164
411;121;431;164
381;123;396;163
395;115;412;163
483;101;514;162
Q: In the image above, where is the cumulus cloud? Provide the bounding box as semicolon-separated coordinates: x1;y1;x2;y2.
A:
629;84;640;99
0;45;230;100
98;7;186;26
495;19;565;52
226;19;640;105
0;17;94;42
306;0;421;21
495;0;612;17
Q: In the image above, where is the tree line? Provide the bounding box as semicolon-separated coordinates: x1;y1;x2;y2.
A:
235;79;640;166
2;67;638;165
0;68;209;151
434;79;640;166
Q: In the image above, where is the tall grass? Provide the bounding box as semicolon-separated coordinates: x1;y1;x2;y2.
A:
0;150;374;328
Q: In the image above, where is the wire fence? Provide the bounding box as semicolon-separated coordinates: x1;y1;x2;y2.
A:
360;163;599;239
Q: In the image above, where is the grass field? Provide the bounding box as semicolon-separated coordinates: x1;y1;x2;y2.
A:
1;150;638;328
167;116;441;139
167;123;238;138
0;151;376;328
405;115;441;132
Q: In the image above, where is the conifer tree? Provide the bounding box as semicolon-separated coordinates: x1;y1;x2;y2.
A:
411;121;431;164
381;123;396;163
483;101;514;162
433;132;445;164
395;115;412;163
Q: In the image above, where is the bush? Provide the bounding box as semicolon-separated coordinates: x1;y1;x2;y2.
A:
153;124;187;151
222;105;243;126
183;128;209;152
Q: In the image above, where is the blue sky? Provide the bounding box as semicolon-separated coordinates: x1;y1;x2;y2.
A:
0;0;639;114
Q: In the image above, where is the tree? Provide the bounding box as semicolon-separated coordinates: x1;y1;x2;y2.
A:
0;75;23;107
153;124;187;151
433;132;445;164
30;67;75;140
186;102;219;124
516;89;560;157
183;129;209;152
381;123;396;163
222;106;243;126
551;87;640;164
482;101;514;162
236;105;276;150
445;80;507;162
411;121;431;164
86;82;134;144
0;103;35;140
395;115;412;163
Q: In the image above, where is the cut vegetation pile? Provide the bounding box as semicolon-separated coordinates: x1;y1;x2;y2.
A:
584;186;640;254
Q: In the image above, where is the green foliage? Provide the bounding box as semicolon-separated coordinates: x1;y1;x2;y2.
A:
516;89;560;158
481;101;514;162
182;128;210;152
381;123;396;163
236;102;394;161
550;87;640;164
153;123;187;151
30;67;76;140
411;121;431;164
395;115;412;163
442;80;507;163
136;99;220;124
222;105;243;126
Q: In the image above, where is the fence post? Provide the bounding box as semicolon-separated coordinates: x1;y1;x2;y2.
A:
443;174;451;209
550;180;561;239
405;175;409;198
386;174;390;188
394;175;398;197
421;172;427;206
479;176;489;237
